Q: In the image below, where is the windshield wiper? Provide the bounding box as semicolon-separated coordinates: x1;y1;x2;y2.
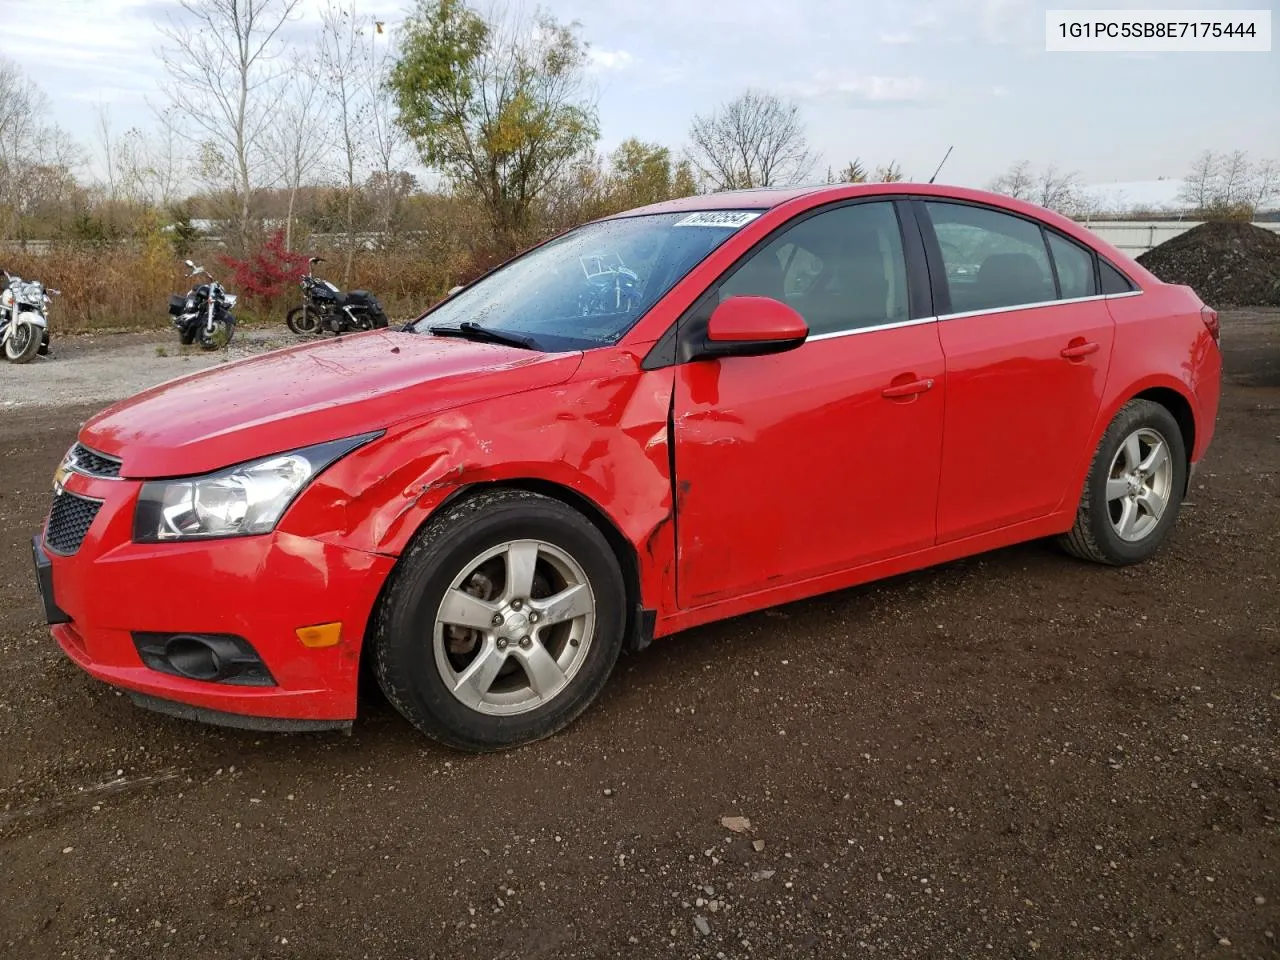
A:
428;321;538;350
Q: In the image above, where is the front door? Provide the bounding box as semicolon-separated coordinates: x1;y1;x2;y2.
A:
671;200;946;609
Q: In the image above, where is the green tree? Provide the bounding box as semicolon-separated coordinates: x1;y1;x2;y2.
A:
388;0;598;245
606;138;698;210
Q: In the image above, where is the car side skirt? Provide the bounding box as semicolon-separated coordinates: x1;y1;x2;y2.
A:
654;508;1075;638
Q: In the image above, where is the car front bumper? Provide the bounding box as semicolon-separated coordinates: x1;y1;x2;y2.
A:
33;472;396;731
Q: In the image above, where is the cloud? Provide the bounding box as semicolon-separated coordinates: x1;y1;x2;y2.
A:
589;48;636;71
788;72;930;106
877;31;917;45
990;85;1011;97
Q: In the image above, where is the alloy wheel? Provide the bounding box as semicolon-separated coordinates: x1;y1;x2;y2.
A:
1106;427;1174;542
433;539;596;716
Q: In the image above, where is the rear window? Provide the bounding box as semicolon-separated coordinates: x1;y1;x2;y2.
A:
1046;232;1097;299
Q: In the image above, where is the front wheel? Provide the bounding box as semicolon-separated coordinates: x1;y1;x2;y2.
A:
4;320;43;363
197;317;235;350
373;489;627;752
286;304;321;335
1059;399;1187;565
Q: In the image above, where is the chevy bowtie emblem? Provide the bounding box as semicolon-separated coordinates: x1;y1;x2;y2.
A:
53;455;72;493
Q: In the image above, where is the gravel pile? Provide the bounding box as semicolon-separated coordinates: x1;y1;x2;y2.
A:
1136;220;1280;308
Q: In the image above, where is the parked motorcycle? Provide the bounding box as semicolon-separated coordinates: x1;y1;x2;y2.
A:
1;269;57;364
168;259;237;349
286;257;389;336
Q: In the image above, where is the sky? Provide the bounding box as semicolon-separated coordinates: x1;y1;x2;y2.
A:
3;0;1278;189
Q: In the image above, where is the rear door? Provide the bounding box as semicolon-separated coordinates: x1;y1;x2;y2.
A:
917;199;1115;542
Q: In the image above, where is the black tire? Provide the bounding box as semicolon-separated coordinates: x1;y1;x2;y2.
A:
286;304;321;335
4;320;42;363
373;489;627;752
197;318;234;350
1059;399;1187;566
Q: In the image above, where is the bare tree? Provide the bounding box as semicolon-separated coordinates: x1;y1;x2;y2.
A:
267;59;327;250
319;1;372;282
1178;150;1219;212
989;160;1034;200
687;90;815;191
0;57;83;242
1035;164;1081;212
158;0;304;253
1219;149;1251;210
363;20;414;239
1249;158;1280;213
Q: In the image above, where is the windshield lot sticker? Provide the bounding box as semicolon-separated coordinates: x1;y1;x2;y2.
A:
674;211;762;229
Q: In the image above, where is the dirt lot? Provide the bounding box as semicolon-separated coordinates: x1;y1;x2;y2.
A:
1;312;1277;960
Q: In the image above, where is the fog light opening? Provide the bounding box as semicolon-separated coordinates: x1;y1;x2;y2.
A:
164;635;224;681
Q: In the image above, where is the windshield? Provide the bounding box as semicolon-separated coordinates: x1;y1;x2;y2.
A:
411;210;764;350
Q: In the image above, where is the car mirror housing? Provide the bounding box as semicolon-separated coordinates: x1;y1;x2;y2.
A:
695;295;809;360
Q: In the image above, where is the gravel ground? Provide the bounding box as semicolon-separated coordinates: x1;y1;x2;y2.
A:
0;327;297;408
0;310;1277;959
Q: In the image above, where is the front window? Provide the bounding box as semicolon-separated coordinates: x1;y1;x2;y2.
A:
411;210;764;351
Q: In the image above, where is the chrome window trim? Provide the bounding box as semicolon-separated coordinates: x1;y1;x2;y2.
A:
936;289;1145;322
806;315;938;342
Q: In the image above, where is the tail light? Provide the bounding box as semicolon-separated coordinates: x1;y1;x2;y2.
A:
1200;306;1220;344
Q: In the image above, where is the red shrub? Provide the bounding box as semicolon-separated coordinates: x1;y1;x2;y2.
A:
218;230;311;306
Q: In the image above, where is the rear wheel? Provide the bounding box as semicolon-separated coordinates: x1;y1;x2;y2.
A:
1059;399;1187;565
373;489;626;752
4;320;42;363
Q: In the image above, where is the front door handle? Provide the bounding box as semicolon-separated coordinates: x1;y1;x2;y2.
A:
1061;340;1100;360
882;377;935;399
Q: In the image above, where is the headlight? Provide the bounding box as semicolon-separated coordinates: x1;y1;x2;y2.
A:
132;433;381;542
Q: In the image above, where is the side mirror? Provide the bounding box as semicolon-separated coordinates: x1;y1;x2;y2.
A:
697;296;808;359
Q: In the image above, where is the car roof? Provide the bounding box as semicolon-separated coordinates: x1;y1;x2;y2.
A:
601;182;1155;284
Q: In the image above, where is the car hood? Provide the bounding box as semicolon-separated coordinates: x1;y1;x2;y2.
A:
81;330;583;478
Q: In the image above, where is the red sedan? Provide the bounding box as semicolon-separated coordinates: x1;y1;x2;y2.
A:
32;184;1222;751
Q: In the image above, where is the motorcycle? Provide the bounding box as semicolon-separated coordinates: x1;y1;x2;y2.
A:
1;270;57;364
286;257;389;336
167;259;237;349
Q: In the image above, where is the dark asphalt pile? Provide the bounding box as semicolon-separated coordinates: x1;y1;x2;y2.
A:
1136;220;1280;308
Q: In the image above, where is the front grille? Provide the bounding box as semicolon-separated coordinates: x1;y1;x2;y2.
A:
71;443;122;478
46;491;103;555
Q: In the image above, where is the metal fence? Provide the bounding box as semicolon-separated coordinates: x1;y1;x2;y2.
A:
1077;220;1280;256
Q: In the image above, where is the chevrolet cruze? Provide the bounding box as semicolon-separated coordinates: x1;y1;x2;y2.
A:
32;183;1222;751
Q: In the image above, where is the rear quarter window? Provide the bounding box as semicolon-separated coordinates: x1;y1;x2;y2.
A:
1100;259;1138;294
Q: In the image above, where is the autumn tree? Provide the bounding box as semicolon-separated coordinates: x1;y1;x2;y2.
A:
388;0;598;246
874;161;905;183
687;90;815;191
837;159;868;183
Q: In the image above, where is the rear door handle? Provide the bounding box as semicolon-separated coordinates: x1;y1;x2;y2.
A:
881;377;934;399
1060;341;1100;359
